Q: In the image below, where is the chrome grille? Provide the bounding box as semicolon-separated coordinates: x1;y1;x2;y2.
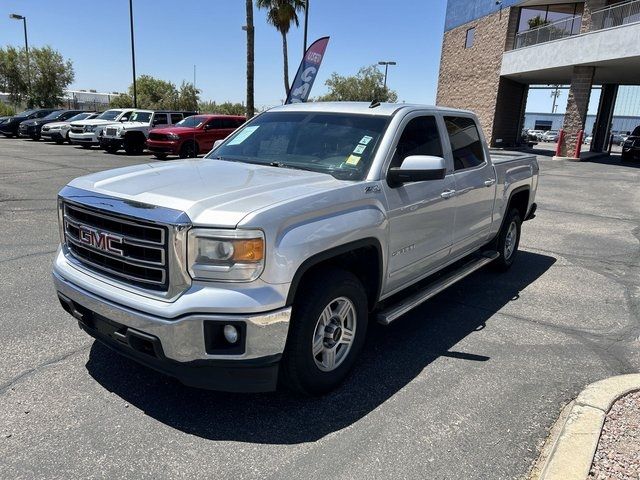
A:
63;203;169;291
105;127;118;136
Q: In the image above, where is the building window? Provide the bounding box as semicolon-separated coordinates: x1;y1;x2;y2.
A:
465;27;476;48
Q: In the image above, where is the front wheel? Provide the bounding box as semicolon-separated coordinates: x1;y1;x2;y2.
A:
492;208;522;271
179;141;198;159
153;153;168;160
281;268;368;395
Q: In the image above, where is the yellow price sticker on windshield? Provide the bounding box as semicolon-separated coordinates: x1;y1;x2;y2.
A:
345;155;361;165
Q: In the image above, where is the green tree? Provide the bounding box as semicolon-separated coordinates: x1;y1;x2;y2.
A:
0;104;16;117
110;76;199;110
29;46;75;107
256;0;305;96
0;47;28;105
317;65;398;103
198;101;246;116
177;81;200;111
109;93;134;108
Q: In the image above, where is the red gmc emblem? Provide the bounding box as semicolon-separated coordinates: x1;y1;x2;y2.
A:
77;225;124;256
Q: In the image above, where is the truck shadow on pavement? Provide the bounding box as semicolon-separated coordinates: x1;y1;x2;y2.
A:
85;250;555;444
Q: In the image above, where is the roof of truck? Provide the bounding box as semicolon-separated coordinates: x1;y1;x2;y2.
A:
268;101;475;117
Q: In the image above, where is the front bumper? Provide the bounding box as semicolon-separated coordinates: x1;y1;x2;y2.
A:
147;139;180;155
19;125;37;137
69;132;98;144
53;256;291;391
42;130;65;141
100;136;123;149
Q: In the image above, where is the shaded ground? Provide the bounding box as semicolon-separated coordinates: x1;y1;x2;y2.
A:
0;138;639;479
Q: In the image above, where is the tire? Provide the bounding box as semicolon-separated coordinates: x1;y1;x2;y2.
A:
55;139;64;145
153;153;168;160
492;208;522;272
31;135;40;141
281;268;368;395
179;141;197;159
105;144;119;154
124;137;144;155
65;132;71;144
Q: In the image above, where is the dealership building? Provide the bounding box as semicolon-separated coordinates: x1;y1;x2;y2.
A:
437;0;640;158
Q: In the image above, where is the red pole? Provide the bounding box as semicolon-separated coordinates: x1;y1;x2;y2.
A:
555;129;564;157
574;130;584;159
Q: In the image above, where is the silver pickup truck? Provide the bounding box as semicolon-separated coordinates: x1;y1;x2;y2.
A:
53;102;538;394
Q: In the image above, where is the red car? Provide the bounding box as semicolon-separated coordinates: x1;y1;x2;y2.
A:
146;114;246;159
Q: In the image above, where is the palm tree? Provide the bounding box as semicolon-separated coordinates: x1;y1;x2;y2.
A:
256;0;305;96
246;0;255;118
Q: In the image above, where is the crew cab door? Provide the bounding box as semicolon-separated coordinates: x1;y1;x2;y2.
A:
442;116;496;255
383;114;456;293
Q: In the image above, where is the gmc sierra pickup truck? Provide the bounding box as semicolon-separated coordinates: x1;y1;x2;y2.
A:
53;102;538;395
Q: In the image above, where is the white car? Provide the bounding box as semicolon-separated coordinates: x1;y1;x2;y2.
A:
42;112;99;144
69;109;135;148
100;110;192;154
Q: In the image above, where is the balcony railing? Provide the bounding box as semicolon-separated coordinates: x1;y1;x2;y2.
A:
514;14;582;49
590;0;640;31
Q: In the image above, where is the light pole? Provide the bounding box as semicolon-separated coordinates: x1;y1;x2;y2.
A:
303;0;309;55
378;61;396;89
9;14;30;104
128;0;137;108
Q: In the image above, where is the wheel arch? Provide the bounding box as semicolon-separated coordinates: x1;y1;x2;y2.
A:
286;238;384;312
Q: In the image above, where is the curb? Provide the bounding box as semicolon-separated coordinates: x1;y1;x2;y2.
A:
537;374;640;480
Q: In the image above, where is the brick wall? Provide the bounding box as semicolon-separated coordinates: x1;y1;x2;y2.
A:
436;8;517;144
558;66;595;157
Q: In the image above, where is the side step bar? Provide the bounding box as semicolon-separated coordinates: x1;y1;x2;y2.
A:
376;251;500;325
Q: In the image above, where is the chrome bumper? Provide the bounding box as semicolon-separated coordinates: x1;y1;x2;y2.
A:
53;271;291;363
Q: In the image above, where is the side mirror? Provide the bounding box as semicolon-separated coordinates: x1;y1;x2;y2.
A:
213;139;224;149
387;155;447;186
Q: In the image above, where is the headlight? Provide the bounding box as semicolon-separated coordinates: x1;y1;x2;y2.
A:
50;125;61;130
187;229;265;282
85;125;96;132
167;133;180;140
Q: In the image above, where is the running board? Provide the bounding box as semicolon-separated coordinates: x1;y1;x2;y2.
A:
376;251;500;325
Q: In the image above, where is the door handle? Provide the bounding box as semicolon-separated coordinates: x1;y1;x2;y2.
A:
484;178;496;187
441;189;456;199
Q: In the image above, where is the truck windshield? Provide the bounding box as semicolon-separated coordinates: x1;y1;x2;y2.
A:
176;116;207;128
208;111;388;180
130;112;152;123
96;110;123;121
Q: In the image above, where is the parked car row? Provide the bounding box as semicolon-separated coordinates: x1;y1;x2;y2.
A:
0;108;246;160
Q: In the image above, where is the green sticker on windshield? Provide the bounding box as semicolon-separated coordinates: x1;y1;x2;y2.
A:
353;144;366;155
227;126;259;145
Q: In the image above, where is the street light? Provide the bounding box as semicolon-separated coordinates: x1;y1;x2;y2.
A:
128;0;137;108
9;14;30;103
378;61;397;89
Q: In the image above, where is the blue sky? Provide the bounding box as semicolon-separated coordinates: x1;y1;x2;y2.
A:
0;0;634;115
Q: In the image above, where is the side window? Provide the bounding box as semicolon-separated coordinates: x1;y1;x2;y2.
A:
171;113;182;124
206;119;223;129
153;114;168;126
444;116;485;171
221;118;238;129
391;116;442;168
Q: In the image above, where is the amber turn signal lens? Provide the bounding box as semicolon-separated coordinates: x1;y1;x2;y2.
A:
231;238;264;262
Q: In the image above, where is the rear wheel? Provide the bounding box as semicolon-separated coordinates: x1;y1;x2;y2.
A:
179;141;198;159
105;145;119;154
492;208;522;272
281;268;368;395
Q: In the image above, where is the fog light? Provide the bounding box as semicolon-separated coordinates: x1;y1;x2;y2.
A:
223;324;239;344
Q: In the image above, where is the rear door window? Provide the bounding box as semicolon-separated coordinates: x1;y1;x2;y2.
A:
206;119;224;129
170;113;183;124
444;116;485;170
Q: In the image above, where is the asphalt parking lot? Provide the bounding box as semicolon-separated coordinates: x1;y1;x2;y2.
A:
1;138;639;480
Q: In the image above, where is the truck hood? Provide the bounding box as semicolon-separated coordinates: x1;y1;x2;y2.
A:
120;121;149;129
71;119;122;127
68;159;346;227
